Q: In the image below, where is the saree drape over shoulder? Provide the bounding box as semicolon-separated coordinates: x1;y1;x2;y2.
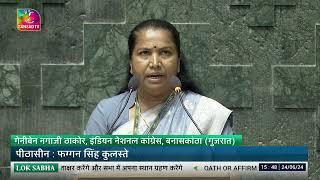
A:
85;91;233;135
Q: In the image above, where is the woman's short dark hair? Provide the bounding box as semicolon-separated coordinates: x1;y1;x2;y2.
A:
118;19;202;95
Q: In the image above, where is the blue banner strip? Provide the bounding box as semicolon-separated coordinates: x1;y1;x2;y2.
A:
11;146;308;162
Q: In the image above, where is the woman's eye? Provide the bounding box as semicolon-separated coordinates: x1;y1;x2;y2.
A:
160;51;171;56
139;51;150;56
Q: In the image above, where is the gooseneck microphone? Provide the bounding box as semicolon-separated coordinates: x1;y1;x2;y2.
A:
170;76;204;135
107;76;139;134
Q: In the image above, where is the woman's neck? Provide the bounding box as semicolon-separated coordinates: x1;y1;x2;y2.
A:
137;88;172;113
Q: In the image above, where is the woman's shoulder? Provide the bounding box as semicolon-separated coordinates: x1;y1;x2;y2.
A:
98;92;128;105
184;91;231;112
95;92;131;114
184;91;232;134
85;92;131;135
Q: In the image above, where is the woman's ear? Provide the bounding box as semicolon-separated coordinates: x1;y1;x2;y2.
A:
130;61;133;74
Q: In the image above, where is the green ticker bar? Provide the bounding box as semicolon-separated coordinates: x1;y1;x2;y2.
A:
13;163;58;173
11;135;242;147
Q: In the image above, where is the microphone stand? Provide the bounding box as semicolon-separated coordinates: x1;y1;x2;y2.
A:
106;88;134;134
175;88;204;135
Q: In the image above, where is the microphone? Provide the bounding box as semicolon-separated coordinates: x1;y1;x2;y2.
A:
128;75;139;90
170;76;204;135
107;76;139;134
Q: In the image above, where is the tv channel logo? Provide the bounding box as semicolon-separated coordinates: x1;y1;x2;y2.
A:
17;8;41;31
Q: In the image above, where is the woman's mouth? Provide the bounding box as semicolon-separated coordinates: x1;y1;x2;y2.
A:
146;74;165;82
148;75;163;79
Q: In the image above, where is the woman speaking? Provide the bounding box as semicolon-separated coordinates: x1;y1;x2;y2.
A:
85;19;233;135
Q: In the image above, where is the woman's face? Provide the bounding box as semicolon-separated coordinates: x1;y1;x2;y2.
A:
130;28;180;96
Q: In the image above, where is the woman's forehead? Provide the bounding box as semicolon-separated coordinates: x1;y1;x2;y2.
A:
134;28;175;48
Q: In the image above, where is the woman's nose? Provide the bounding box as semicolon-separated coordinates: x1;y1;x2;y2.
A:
150;53;160;67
